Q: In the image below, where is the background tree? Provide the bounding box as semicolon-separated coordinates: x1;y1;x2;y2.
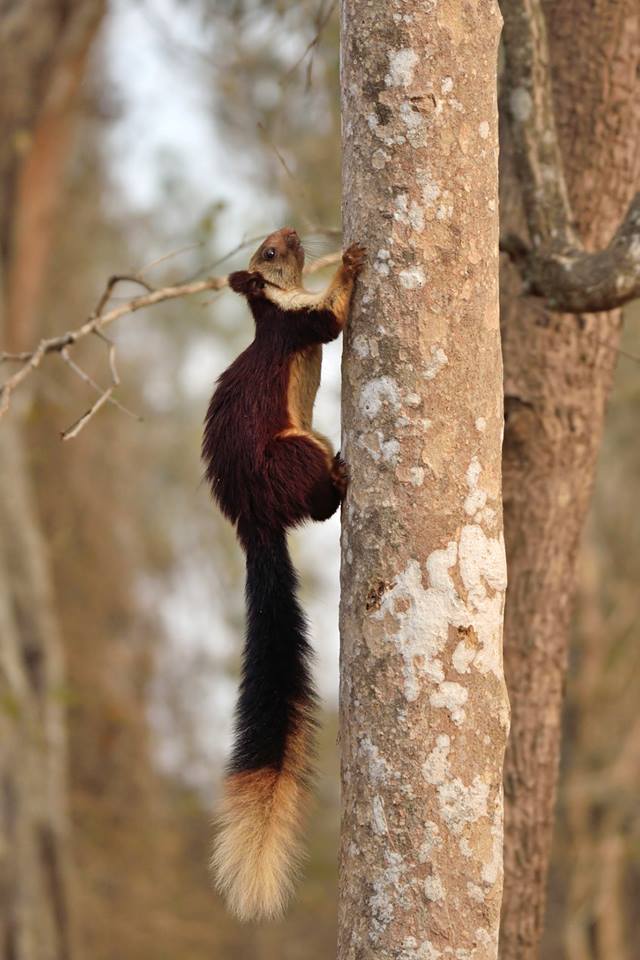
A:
339;0;509;955
498;1;640;956
0;3;104;956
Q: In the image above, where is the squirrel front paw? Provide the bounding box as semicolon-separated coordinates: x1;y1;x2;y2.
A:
331;453;350;500
342;243;367;277
228;270;265;296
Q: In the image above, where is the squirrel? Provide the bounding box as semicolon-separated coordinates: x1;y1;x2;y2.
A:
202;227;366;922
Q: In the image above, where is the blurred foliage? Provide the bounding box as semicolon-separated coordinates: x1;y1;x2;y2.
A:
20;1;343;956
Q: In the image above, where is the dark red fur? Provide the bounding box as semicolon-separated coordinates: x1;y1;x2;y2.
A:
202;275;347;781
202;283;343;548
205;232;365;919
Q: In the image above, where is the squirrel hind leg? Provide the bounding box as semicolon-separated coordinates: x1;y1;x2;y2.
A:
307;454;349;521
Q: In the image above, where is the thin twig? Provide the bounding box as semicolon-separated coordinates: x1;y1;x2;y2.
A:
93;274;154;317
281;0;337;86
257;122;298;183
60;347;142;422
61;331;122;440
61;385;115;441
136;241;205;277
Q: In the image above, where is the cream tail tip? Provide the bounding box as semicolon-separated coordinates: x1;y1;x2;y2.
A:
212;767;307;922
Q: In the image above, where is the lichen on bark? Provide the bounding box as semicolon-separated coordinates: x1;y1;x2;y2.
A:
338;1;509;957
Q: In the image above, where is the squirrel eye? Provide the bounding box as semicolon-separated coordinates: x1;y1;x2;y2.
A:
263;247;276;260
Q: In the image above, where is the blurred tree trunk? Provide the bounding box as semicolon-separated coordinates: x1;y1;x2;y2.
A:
0;420;72;960
0;3;104;958
339;0;509;956
561;536;639;960
499;1;640;957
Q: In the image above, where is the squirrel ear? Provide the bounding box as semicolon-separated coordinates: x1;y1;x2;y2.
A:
228;271;265;296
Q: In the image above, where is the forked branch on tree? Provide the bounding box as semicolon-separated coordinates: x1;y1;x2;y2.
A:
501;0;640;313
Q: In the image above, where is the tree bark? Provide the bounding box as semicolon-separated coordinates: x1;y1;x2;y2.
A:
0;3;104;957
0;420;72;960
339;1;509;956
498;2;640;957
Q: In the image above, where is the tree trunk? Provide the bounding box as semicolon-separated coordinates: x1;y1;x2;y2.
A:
338;1;509;956
0;420;72;960
0;3;104;957
499;2;640;957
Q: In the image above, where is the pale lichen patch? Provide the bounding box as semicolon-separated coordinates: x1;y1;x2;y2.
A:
452;638;476;674
359;430;401;465
399;100;427;147
422;734;451;785
467;881;485;902
424;346;449;380
418;170;441;206
385;48;419;88
359;735;397;786
457;525;507;677
372;147;391;169
372;795;388;835
429;680;468;724
399;266;427;289
438;774;489;833
374;248;393;276
352;334;370;359
368;849;409;941
394;193;426;231
359;377;401;420
399;937;442;960
464;456;488;517
372;548;460;700
423;874;445;902
418;822;442;862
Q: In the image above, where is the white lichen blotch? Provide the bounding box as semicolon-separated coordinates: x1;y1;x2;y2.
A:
399;266;427;289
424;346;448;380
386;48;419;88
359;377;401;420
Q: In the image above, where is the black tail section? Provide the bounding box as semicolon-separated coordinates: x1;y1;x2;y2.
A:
231;528;316;775
212;528;317;921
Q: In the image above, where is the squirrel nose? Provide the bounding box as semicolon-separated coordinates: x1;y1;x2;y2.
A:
283;228;300;248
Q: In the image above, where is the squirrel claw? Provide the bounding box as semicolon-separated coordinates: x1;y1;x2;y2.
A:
342;243;367;276
331;453;350;500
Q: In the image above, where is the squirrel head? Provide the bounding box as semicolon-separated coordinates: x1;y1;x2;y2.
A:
248;227;305;290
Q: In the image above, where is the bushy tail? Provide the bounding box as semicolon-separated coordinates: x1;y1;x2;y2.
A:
212;528;317;921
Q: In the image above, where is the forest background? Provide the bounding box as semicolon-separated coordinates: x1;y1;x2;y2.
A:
2;1;639;957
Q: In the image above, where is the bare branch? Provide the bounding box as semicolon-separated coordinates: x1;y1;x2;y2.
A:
60;383;115;441
136;241;205;278
0;274;226;422
0;249;341;427
282;0;338;86
60;346;142;423
501;0;640;313
60;332;124;440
